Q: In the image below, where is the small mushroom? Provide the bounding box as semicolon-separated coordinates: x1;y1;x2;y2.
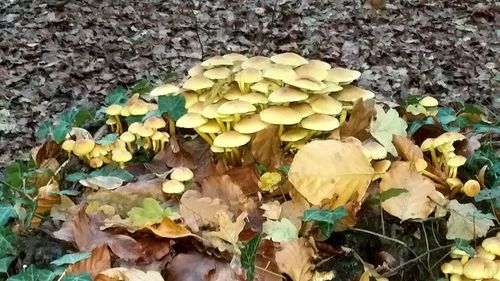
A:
170;167;194;182
462;179;480;197
213;131;251;165
217;100;256;123
235;68;262;93
149;84;180;98
335;85;375;102
295;62;329;82
182;75;214;92
106;104;123;133
203;67;232;80
325;67;361;84
241;56;272;70
200;55;233;68
177;113;211;144
259;106;302;136
73;139;96;161
268;87;309;104
463;257;497;279
447;155;466;178
308;95;343;115
482;236;500;256
162;179;185;194
111;147;132;169
120;132;136;152
270;52;308;67
300;114;340;140
233;114;269;134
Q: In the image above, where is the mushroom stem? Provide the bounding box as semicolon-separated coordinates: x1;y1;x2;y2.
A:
226;149;236;166
278;124;284;137
114;116;122;134
209;133;217;140
118;161;126;169
160;139;166;151
429;148;439;167
234;113;241;123
339;109;348;125
302;130;317;143
152;140;157;152
215;118;225;131
232;148;242;165
194;128;213;145
450;167;458;179
226;122;231;131
168;119;176;139
126;143;134;153
421;170;442;183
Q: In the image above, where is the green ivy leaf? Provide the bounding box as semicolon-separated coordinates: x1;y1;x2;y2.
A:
105;86;128;106
240;234;262;281
277;165;290;174
367;188;409;205
63;273;92;281
0;204;16;227
472;122;500;134
0;256;15;273
132;79;155;95
55;190;80;196
74;108;96;127
302;207;347;237
51;252;91;266
65;172;88;182
59;108;78;124
125;115;145;125
35;121;52;140
475;187;500;202
4;161;27;188
436;108;456;125
452;239;475;257
7;265;56;281
96;133;118;145
90;165;134;181
127;198;165;228
51;122;71;144
155;95;186;121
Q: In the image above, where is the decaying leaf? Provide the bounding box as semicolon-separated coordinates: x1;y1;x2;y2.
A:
80;176;124;190
50;195;76;221
275;238;314;281
206;211;247;254
147;217;192;238
67;245;111;278
446;199;495;240
262;218;298;242
201;175;257;214
96;267;164;281
165;252;243;281
380;161;437;220
179;190;231;232
289;140;374;206
392;135;424;162
340;99;375;140
281;194;310;229
370;105;408;156
251;125;281;170
260;201;282;220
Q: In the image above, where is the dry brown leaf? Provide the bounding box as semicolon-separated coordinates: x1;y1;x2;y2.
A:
146;217;192;238
380;161;437;220
252;125;281;170
275;238;314;281
288;140;374;207
50;195;76;221
225;165;261;195
201;174;258;214
261;201;282;220
134;236;171;264
67;245;111;278
340;99;375;140
392;135;424;162
179;190;231;232
117;178;164;200
165;252;243;281
96;267;164;281
152;144;195;170
205;211;247;254
32;140;62;167
280;194;310;230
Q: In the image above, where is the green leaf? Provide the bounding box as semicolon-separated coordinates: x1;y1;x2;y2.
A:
132;79;155;95
256;163;267;175
475;187;500;202
303;207;347;237
51;122;71;144
96;133;118;145
127;198;165;227
472;211;497;221
4;161;27;188
105;86;128;106
366;188;409;205
370;105;408;156
51;252;90;266
0;256;15;273
74;108;96;127
65;172;87;182
436;108;456;125
156;95;186;121
452;239;475;257
125;115;145;125
240;234;262;281
90;165;133;181
462;103;484;115
7;265;56;281
63;273;92;281
472;122;500;134
277;165;290;174
0;203;16;227
55;190;80;196
262;218;298;242
35;121;52;140
0;227;17;256
59;108;78;124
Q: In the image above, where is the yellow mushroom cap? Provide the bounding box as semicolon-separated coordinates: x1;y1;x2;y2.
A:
290;103;315;118
463;257;497;279
182;91;199;108
238;92;268;105
270;52;308;67
308;59;331;70
217;100;256;115
237;68;263;84
106;104;123;115
149;84;180;97
325;67;361;83
128;101;150;116
111;147;132;163
420;138;435;151
448;155;467;167
120;107;130;117
90;145;108;158
441;262;454;274
144;116;167;129
201;104;227;119
234;114;269;134
300;114;340;131
203;67;232;80
309;95;343;115
136;125;154;138
176;113;208;128
362;140;387;160
284;78;326;91
241;56;272;70
262;64;297;81
268;87;309;103
446;177;463;189
213;131;251;148
448;260;464;275
280;128;308;142
222;53;248;62
182;75;215;91
210;145;225;153
259;106;302;125
162;179;185;194
62;139;75;152
106;118;117;126
187;64;205;77
127;122;143;134
433;132;466;147
476;246;496;261
187;101;204;114
170;167;194;182
197;120;222;134
419;96;439;107
414;158;428;172
89;157;104;168
200;55;233;67
73;139;96;157
313;81;343;95
449;274;463;281
119;131;135;143
335;85;375;102
482;237;500;256
151;131;164;141
250;81;274;94
295;63;329;82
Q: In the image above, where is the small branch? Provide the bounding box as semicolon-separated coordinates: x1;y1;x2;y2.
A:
383;245;451;277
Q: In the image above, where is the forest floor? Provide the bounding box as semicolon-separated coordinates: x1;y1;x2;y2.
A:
1;0;499;167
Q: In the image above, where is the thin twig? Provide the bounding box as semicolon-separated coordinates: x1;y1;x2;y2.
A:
421;222;432;279
383;245;451;277
430;221;442;247
187;0;204;59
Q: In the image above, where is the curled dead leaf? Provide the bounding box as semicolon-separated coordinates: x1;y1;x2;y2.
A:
275;238;314;281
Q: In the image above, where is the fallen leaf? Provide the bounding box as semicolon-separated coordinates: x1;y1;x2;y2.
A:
340;99;375;140
392;135;424;162
201;175;257;214
281;194;310;229
67;245;111;278
165;252;243;281
225;165;261;195
289;140;374;206
252;125;281;170
380;161;436;220
80;176;124;190
262;218;298;242
152;144;195;170
147;217;192;238
96;267;164;281
446;199;495;240
50;195;76;221
275;238;314;281
206;211;247;254
179;190;231;232
260;201;282;220
370;105;408;156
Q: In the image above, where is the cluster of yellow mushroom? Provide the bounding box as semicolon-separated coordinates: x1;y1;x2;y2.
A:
172;52;374;164
162;167;194;194
406;95;439;116
441;232;500;281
